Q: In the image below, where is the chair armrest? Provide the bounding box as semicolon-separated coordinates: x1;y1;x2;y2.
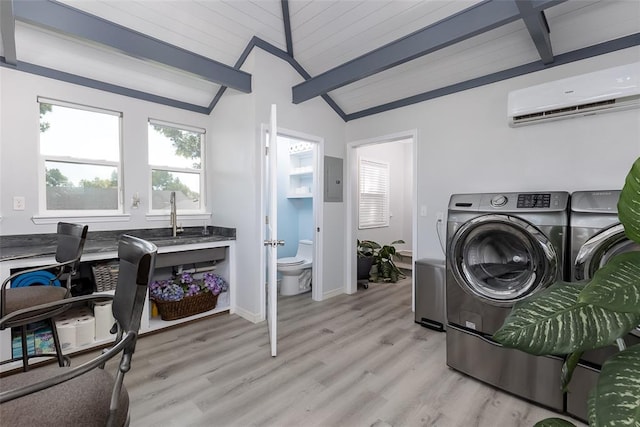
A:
0;293;114;330
1;258;82;292
0;331;136;403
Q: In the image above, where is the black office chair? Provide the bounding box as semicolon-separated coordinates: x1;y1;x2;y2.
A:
0;235;157;427
0;222;88;371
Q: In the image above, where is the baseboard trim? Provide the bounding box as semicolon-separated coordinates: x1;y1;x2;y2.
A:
323;287;344;300
234;306;263;323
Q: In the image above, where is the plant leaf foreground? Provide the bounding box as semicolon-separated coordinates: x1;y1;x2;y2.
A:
493;281;640;355
587;343;640;427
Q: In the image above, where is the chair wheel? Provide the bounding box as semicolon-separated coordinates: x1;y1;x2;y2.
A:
364;284;369;289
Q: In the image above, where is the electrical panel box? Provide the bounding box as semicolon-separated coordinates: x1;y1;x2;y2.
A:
324;156;343;203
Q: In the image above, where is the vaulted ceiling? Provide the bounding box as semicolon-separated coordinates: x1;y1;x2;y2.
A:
1;0;639;121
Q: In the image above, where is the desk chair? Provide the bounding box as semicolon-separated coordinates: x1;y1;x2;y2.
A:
0;222;88;371
0;235;157;427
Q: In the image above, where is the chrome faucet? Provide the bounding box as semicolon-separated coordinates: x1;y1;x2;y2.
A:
169;191;183;237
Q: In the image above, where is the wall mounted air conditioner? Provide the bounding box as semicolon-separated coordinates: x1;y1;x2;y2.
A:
508;62;640;127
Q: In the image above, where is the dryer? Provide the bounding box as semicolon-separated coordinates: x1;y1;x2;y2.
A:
570;190;640;281
567;190;640;421
446;191;569;411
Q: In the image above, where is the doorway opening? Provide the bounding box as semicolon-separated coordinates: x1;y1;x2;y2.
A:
345;130;417;309
261;126;325;310
276;133;319;299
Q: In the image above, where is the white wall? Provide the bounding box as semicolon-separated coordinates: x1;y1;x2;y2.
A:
0;67;213;235
209;48;347;321
356;140;412;250
346;47;640;261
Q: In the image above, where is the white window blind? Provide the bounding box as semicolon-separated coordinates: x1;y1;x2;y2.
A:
359;158;389;229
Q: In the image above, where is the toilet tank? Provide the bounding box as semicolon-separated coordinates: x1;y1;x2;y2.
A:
298;240;313;261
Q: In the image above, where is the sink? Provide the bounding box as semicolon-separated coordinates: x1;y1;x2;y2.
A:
131;227;212;243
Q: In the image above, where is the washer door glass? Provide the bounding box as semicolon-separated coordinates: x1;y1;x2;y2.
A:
575;223;640;280
450;214;557;305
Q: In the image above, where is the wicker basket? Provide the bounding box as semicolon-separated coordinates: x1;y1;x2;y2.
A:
152;292;218;321
92;262;119;292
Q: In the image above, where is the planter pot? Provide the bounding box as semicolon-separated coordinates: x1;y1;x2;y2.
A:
357;257;374;280
152;292;218;321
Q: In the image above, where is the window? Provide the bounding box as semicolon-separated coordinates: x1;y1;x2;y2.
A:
358;158;389;229
39;98;122;212
148;120;204;211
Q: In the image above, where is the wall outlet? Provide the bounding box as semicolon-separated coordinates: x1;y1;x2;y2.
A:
420;205;428;217
13;196;25;211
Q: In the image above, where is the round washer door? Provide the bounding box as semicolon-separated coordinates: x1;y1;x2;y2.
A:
448;214;558;306
575;223;640;281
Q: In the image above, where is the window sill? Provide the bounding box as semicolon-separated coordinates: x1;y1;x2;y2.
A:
32;214;131;225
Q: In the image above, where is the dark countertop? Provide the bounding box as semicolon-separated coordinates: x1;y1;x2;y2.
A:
0;226;236;262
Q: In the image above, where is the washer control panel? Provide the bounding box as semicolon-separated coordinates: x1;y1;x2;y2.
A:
517;193;551;208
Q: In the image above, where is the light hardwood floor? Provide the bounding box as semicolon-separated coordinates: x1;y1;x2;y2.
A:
79;278;584;427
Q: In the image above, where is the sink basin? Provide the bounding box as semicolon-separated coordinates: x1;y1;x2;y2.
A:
131;227;212;243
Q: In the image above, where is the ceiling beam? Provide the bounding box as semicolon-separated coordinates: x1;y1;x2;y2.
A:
292;0;566;104
12;0;252;93
345;32;640;121
0;0;17;65
0;57;210;114
516;1;553;64
281;0;294;57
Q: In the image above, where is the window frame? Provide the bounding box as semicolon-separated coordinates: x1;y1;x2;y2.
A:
358;157;390;229
37;97;123;216
147;118;206;214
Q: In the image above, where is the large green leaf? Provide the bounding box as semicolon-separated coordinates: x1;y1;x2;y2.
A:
580;251;640;314
587;343;640;427
619;157;640;244
493;282;640;355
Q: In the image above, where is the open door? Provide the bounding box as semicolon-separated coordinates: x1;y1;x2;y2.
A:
264;104;280;357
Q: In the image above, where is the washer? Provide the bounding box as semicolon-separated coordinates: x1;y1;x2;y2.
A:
567;190;640;421
446;191;569;411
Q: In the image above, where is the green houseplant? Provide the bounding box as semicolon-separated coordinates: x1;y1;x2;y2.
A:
494;158;640;426
358;239;406;283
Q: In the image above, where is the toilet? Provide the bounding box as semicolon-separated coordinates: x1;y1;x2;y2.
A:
277;240;313;296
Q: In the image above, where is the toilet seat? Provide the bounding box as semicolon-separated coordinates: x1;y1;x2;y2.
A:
277;256;306;266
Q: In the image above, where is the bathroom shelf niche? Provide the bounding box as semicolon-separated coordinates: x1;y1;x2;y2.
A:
288;147;314;199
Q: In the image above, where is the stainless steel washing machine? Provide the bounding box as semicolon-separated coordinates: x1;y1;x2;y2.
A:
446;191;569;411
567;190;640;421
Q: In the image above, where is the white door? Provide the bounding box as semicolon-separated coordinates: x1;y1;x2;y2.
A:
265;104;280;357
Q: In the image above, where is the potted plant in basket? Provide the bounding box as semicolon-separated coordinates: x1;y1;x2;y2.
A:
358;239;406;283
494;158;640;426
150;271;228;321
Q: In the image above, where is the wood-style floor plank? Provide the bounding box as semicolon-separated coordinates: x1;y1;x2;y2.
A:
69;278;585;427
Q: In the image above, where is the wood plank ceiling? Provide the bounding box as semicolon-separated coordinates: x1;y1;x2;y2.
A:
0;0;639;121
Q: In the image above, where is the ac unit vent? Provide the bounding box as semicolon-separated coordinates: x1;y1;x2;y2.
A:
508;62;640;127
512;95;640;125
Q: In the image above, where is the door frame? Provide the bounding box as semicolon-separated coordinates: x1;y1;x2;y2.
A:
345;129;418;309
259;124;325;322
